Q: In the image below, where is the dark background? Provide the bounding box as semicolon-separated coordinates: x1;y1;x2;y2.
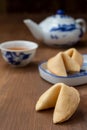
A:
1;0;87;14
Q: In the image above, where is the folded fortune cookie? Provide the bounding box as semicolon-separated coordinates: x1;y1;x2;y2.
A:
35;83;80;123
47;48;83;76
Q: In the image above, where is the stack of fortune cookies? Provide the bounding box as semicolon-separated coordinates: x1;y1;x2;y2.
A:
47;48;83;76
35;83;80;124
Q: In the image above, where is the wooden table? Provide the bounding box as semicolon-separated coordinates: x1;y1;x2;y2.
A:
0;13;87;130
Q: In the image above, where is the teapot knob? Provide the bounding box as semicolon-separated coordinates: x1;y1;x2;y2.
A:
56;10;65;15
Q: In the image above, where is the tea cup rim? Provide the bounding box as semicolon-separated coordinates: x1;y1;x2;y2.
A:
0;40;39;52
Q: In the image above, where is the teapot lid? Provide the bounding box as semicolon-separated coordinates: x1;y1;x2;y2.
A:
53;9;75;24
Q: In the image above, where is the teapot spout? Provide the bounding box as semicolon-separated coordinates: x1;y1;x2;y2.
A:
23;19;43;40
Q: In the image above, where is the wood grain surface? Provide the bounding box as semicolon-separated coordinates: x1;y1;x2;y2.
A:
0;13;87;130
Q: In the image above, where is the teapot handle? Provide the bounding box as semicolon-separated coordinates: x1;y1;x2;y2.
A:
75;19;86;33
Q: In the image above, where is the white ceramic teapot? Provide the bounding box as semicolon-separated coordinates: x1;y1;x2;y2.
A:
23;10;86;46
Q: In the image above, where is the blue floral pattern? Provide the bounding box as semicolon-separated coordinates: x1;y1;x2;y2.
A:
50;24;83;40
50;24;76;32
79;28;83;37
4;52;31;65
50;35;59;39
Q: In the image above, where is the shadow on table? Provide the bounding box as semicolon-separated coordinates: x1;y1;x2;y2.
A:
39;40;87;50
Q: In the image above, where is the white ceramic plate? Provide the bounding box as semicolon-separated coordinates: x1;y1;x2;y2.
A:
38;55;87;86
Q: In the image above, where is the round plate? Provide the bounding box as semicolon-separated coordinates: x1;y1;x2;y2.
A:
38;55;87;86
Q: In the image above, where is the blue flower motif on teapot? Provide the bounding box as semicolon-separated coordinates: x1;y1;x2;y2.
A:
50;24;76;32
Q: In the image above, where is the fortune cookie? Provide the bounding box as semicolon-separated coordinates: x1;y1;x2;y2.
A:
35;83;80;123
47;48;83;76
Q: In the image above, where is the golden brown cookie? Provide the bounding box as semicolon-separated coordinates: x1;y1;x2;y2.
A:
47;48;83;76
35;83;80;123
